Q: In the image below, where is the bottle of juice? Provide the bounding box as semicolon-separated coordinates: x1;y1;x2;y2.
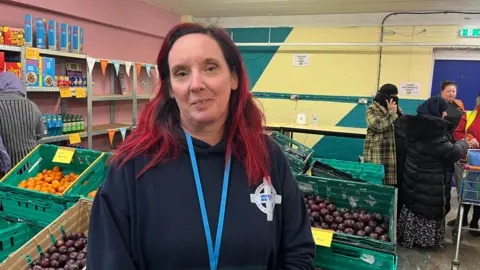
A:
57;114;63;136
42;115;48;136
80;116;85;131
72;115;78;133
66;115;72;134
46;114;52;136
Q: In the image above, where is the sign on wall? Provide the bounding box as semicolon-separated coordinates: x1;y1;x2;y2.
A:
399;82;420;96
459;28;480;38
293;54;310;67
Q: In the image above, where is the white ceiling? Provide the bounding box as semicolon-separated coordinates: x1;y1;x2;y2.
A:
144;0;480;18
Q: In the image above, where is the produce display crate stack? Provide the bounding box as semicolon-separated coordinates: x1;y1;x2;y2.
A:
296;175;398;270
65;152;111;204
0;144;105;225
0;199;91;269
317;158;385;185
0;213;46;263
270;132;314;175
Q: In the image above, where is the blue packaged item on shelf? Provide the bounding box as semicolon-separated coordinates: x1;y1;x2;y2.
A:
35;18;47;49
25;59;40;87
24;14;33;47
60;23;70;52
41;57;55;87
48;20;59;50
72;26;84;53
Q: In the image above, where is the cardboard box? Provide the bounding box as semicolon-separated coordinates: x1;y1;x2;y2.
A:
24;14;33;47
41;57;55;87
72;25;84;53
0;199;91;270
0;27;4;44
25;59;39;86
60;23;70;52
5;62;21;79
48;20;59;50
3;27;25;46
35;18;47;49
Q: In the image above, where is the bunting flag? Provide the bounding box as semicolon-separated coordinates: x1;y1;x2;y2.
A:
136;63;142;76
113;60;120;76
86;57;96;75
100;59;108;76
125;62;132;77
119;128;127;141
146;64;152;77
108;129;116;147
155;65;159;79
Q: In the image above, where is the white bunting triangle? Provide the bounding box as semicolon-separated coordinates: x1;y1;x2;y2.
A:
146;64;152;77
119;127;127;141
86;57;96;75
155;65;159;79
125;62;132;77
113;61;120;76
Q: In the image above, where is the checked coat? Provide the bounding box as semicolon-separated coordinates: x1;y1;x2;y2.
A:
363;101;399;186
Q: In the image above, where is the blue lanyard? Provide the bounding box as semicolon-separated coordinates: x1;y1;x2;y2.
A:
184;131;231;270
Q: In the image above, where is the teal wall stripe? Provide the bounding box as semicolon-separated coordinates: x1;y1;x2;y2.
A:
226;27;293;89
253;92;372;104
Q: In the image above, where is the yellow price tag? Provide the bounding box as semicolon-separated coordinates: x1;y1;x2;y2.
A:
75;88;86;98
311;228;333;247
69;133;81;144
60;88;72;98
26;47;39;60
52;147;75;164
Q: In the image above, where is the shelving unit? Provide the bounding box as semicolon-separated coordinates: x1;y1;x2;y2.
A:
3;44;155;150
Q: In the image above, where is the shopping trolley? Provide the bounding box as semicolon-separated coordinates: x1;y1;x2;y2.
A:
451;149;480;270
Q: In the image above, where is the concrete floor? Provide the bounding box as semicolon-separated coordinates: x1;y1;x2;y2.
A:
397;188;480;270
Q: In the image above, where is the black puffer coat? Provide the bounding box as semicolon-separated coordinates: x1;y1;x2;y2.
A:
403;114;468;219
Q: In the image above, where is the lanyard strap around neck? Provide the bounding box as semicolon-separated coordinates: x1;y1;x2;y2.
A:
184;131;231;270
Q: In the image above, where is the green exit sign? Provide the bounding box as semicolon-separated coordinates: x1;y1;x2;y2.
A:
460;28;480;37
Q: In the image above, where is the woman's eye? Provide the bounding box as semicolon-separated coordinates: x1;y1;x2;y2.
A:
175;71;187;77
207;66;217;72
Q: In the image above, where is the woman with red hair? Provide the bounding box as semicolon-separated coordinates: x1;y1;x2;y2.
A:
86;23;315;270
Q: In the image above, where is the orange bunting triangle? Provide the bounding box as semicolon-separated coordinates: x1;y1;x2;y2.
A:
100;60;108;76
136;63;142;76
108;129;116;147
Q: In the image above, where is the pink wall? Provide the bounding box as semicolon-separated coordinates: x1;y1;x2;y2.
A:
1;0;172;151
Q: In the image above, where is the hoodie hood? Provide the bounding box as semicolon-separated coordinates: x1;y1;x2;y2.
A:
406;114;451;141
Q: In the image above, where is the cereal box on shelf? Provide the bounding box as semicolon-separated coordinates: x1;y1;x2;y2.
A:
60;23;70;52
48;20;59;50
24;14;33;47
0;26;4;45
25;59;39;86
5;63;21;79
35;18;47;49
72;26;84;53
41;57;55;87
3;27;25;46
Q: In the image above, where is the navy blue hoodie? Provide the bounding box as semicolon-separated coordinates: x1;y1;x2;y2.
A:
87;129;315;270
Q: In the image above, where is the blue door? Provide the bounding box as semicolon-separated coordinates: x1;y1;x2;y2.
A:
431;60;480;111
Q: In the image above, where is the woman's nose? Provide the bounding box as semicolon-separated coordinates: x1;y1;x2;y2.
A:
189;71;204;92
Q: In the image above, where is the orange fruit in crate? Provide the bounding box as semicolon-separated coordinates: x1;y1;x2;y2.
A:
88;190;97;198
57;186;66;193
53;166;60;172
18;182;27;188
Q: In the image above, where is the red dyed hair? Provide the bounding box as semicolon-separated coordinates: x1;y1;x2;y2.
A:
112;23;270;185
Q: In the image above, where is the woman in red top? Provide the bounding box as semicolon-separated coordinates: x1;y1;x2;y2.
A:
452;94;480;236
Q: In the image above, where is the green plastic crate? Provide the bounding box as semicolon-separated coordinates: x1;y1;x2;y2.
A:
296;175;397;254
270;132;314;174
318;158;384;185
0;214;45;263
0;144;104;225
314;241;397;270
65;153;111;203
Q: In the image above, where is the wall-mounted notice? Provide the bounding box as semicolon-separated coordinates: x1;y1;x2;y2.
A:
293;54;310;67
399;82;420;96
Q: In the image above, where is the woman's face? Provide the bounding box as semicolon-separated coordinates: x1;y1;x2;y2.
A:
168;33;238;128
441;85;457;102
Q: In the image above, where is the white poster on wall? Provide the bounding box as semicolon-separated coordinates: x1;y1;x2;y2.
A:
399;82;420;96
293;54;310;67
